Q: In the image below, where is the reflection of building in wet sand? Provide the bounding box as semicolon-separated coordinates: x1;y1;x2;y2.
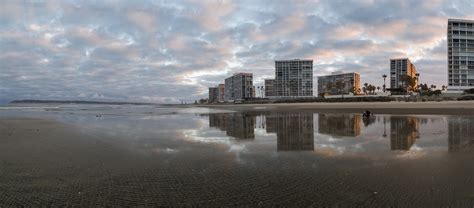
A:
448;117;474;152
266;113;314;151
318;114;361;137
390;117;420;150
208;113;255;139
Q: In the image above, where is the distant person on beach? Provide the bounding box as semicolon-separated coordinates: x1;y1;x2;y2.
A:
363;110;371;119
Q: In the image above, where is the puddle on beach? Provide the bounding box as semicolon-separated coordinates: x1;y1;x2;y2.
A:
2;104;473;158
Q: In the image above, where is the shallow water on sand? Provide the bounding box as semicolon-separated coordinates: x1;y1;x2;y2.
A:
1;104;474;206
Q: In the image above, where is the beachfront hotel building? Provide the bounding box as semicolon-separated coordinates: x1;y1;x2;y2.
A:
447;19;474;91
264;79;276;97
208;84;225;103
317;71;360;96
217;84;225;102
224;73;254;101
389;58;418;92
274;59;313;97
208;87;219;103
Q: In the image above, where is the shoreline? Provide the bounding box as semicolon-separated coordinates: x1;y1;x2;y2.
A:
196;100;474;115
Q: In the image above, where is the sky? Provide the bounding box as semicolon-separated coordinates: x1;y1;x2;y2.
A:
1;0;473;104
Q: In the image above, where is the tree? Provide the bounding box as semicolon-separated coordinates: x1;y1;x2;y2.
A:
442;85;447;91
326;82;333;95
364;83;368;94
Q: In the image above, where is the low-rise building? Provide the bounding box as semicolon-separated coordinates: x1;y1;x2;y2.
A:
317;71;360;96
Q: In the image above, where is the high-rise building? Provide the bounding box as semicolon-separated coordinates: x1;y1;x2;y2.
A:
447;19;474;91
317;72;360;96
208;87;219;103
390;58;418;92
264;79;275;97
224;73;254;101
217;84;225;102
275;59;313;97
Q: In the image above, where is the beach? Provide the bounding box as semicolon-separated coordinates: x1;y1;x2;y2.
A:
199;100;474;114
1;104;474;206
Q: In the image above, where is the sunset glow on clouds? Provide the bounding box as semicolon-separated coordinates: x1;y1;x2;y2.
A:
1;0;473;103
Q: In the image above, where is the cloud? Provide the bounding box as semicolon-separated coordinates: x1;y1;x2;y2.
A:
1;0;473;103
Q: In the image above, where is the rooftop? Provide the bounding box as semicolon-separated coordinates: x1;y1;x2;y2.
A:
448;18;474;23
318;71;359;77
275;59;313;62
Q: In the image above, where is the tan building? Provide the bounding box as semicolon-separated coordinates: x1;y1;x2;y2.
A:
317;72;360;96
217;84;225;102
390;58;418;92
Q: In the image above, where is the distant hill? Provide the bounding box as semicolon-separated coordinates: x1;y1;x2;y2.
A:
10;99;159;105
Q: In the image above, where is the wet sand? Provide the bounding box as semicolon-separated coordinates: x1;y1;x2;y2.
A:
199;100;474;115
2;117;474;206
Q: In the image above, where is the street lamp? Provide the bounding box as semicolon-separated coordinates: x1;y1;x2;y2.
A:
382;74;387;92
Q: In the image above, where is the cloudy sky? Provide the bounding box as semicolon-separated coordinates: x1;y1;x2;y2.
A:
1;0;473;103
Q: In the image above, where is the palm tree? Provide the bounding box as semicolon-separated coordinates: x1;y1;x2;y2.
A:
326;82;333;95
364;83;368;94
377;86;380;92
442;85;447;91
382;74;387;92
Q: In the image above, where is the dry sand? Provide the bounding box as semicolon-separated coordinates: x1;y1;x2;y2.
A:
199;100;474;114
